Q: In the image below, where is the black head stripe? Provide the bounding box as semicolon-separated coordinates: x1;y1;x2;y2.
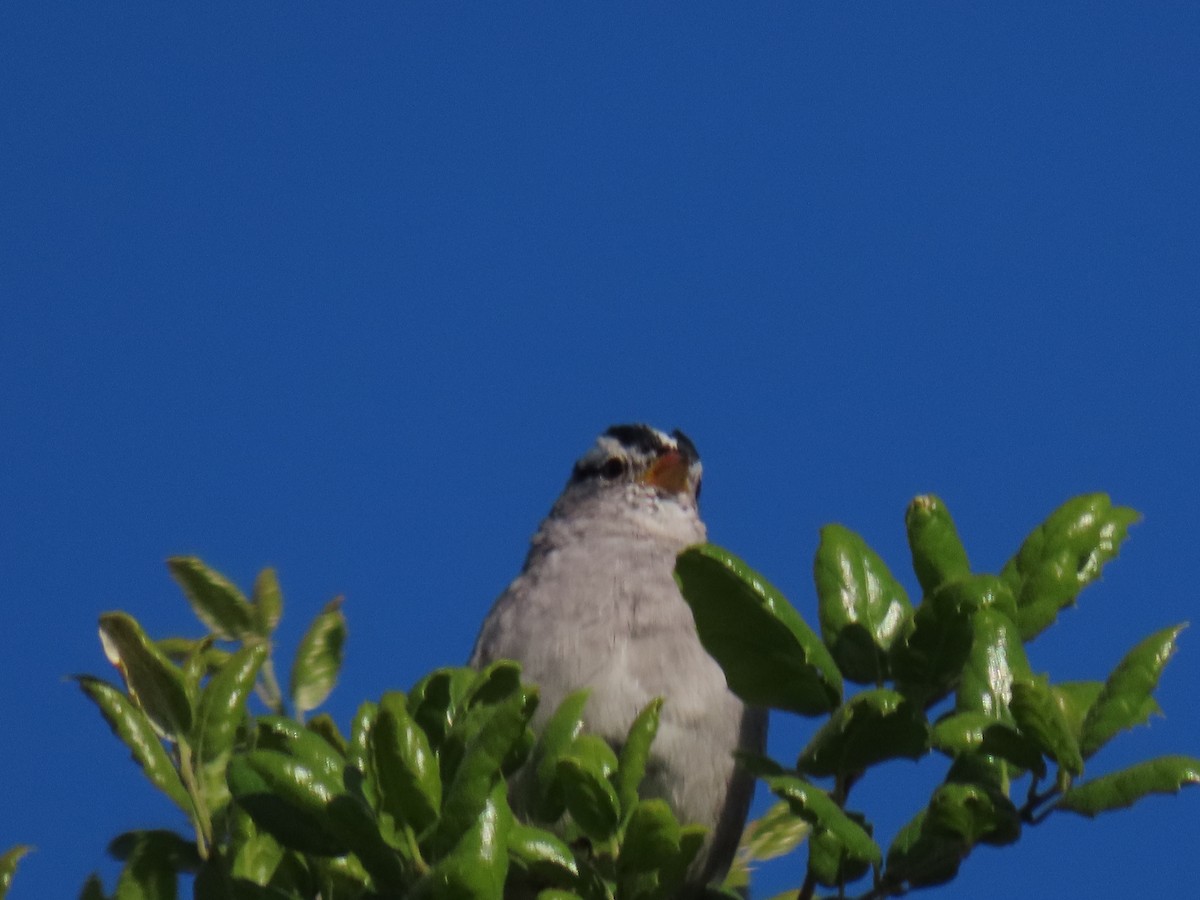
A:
671;429;700;464
603;424;667;456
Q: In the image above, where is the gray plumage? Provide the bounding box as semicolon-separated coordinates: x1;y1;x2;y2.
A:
471;425;766;890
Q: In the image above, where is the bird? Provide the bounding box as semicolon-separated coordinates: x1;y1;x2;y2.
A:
470;424;766;890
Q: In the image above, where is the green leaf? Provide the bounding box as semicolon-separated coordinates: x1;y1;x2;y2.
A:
890;578;1006;702
1000;494;1140;640
557;751;621;843
75;676;192;815
110;830;198;900
289;598;347;718
306;713;348;756
195;642;268;764
1080;624;1185;758
410;787;508;900
409;667;477;749
167;556;255;640
884;809;966;890
798;688;927;777
529;689;590;823
814;524;913;684
763;775;881;866
429;688;538;858
1058;755;1200;817
99;612;194;739
373;690;443;835
253;715;346;779
614;698;662;820
227;807;286;886
78;873;107;900
618;798;681;874
808;814;873;888
252;567;284;637
925;780;1020;847
929;712;1045;777
955;608;1031;721
1010;677;1083;776
226;750;362;856
0;846;31;900
466;660;524;708
905;495;972;595
507;824;578;885
1051;681;1104;743
676;544;842;715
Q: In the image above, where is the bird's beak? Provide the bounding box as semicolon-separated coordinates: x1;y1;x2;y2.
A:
640;450;691;495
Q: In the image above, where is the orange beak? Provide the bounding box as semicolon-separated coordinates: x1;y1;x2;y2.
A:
640;449;691;495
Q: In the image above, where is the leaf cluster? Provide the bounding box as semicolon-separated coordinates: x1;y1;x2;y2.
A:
675;493;1198;899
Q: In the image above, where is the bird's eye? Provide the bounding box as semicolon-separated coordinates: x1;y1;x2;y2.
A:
600;457;626;479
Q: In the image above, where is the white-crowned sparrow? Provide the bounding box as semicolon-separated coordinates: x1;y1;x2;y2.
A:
471;424;766;889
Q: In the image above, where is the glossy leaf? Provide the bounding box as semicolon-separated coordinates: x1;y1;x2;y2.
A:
167;556;255;640
1058;755;1200;816
227;807;285;886
289;598;346;718
75;676;192;815
905;495;972;594
798;688;927;777
408;667;477;748
955;608;1031;720
764;775;880;865
226;750;364;856
676;543;842;715
99;612;193;739
196;642;268;764
615;698;662;819
0;846;31;900
529;689;590;823
930;712;1045;777
373;690;442;835
429;688;538;858
252;567;283;637
814;524;912;683
889;580;981;701
884;809;966;889
1000;494;1140;640
466;660;523;708
507;824;577;885
254;716;347;778
1080;624;1184;758
1010;677;1083;776
410;788;508;900
557;753;621;843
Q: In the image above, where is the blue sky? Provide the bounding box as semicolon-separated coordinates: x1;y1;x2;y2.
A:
2;4;1198;897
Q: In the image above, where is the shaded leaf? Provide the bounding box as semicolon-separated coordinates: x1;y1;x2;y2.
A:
254;716;346;779
557;753;621;844
75;676;192;814
798;688;927;777
1010;677;1083;776
814;524;912;683
408;667;477;749
289;598;346;718
890;579;986;702
167;556;255;640
410;788;508;900
1080;624;1184;758
1000;494;1139;640
1058;755;1200;816
110;830;197;900
529;689;590;823
884;809;966;890
676;544;842;715
930;712;1045;778
196;642;268;764
925;781;1019;847
619;798;681;873
905;495;972;594
99;612;194;739
808;814;873;888
507;824;577;885
466;660;523;708
1050;680;1105;744
764;775;880;865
